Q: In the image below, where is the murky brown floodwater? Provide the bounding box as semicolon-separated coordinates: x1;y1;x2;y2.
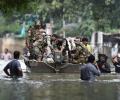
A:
0;73;120;100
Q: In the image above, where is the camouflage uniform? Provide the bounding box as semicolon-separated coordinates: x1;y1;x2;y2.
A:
27;25;47;60
72;43;90;64
27;29;38;59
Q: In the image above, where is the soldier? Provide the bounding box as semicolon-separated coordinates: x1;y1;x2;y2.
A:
50;34;63;63
70;39;84;64
33;29;47;61
27;26;38;60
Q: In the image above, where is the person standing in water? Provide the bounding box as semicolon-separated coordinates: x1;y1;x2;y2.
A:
80;55;101;82
3;51;23;78
1;48;12;61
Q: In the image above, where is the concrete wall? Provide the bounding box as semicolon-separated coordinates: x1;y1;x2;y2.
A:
1;37;25;54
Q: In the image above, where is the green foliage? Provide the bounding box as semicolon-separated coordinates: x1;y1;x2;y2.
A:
0;16;5;24
0;0;120;37
0;20;20;33
79;19;96;37
65;27;80;37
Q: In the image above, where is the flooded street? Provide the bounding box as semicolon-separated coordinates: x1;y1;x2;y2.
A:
0;73;120;100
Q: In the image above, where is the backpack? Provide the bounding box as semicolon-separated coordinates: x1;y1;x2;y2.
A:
53;51;63;63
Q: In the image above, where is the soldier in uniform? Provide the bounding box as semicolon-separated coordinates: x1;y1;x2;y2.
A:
33;26;47;61
26;23;47;61
71;37;92;64
27;27;38;60
71;39;87;64
50;34;63;63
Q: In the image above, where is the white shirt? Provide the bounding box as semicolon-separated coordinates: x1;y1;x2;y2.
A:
1;53;12;61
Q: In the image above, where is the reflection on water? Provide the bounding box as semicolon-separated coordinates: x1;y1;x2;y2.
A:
0;73;120;100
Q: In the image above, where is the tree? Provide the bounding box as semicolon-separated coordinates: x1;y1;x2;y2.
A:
1;0;120;37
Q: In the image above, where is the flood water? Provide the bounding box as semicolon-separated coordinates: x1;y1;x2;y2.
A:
1;73;120;100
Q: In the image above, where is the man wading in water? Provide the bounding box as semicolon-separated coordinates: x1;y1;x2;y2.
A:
80;55;101;82
3;51;23;78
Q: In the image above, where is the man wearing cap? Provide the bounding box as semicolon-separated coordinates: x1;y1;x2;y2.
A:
112;53;120;73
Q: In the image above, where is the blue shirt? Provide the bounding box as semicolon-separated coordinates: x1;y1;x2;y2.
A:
80;63;101;82
4;59;23;77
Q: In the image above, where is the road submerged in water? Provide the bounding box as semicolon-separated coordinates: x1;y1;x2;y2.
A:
0;73;120;100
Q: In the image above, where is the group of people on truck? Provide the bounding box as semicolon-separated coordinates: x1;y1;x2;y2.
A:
23;22;120;80
24;23;93;64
